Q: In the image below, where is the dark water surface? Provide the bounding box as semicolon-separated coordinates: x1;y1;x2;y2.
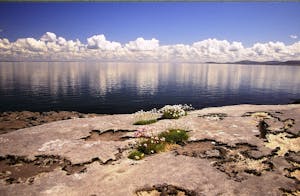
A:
0;62;299;114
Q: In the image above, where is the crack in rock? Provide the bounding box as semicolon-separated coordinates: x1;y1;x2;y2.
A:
0;154;101;185
198;113;228;121
135;184;197;196
0;111;100;134
283;119;295;130
286;168;300;182
242;112;299;183
285;152;300;164
243;111;297;136
174;140;273;181
279;188;300;196
81;129;136;141
257;120;269;139
242;111;278;120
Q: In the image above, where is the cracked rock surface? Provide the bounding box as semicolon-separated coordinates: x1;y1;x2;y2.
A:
0;104;299;195
0;111;101;134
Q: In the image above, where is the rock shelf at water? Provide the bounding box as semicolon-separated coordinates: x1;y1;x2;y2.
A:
0;104;299;196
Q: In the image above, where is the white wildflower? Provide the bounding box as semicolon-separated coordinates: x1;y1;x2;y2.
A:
133;110;161;122
158;104;188;119
134;156;140;160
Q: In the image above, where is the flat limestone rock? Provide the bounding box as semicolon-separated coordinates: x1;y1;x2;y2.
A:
0;104;299;195
0;111;100;134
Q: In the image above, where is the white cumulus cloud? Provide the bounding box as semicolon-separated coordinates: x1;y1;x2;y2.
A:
13;38;47;52
40;32;57;42
290;35;298;39
125;37;159;51
87;34;121;50
0;32;300;62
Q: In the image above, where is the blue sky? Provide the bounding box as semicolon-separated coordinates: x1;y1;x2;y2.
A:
0;2;300;47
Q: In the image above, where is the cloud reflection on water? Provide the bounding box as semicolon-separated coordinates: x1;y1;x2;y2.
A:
0;62;299;97
0;62;299;113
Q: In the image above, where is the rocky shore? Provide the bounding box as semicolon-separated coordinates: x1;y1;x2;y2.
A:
0;111;100;134
0;104;299;195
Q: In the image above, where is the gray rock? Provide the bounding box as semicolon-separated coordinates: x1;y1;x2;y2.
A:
0;104;299;195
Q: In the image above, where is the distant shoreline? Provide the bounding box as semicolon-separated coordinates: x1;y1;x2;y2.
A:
0;60;300;65
206;60;300;66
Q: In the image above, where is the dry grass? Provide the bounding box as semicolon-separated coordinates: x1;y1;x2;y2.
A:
265;133;300;156
290;170;300;181
250;112;273;120
136;189;187;196
163;143;181;151
223;153;270;174
136;190;160;196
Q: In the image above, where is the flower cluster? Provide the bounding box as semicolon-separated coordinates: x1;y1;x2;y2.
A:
128;128;189;161
158;104;187;119
133;127;151;138
137;135;166;155
181;104;194;111
158;129;188;144
129;127;166;159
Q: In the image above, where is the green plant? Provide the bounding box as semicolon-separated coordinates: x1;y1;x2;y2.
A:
128;150;145;160
133;119;157;125
158;129;189;144
137;138;166;155
129;129;189;161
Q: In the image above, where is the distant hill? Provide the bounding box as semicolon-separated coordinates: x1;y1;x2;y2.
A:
207;60;300;65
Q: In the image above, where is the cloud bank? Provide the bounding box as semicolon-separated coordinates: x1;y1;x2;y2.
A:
0;32;300;62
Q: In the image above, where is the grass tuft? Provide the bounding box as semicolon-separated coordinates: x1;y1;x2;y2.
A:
158;129;189;144
128;150;145;160
133;119;158;125
137;138;166;155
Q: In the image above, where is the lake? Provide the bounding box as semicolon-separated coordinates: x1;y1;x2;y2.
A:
0;62;299;114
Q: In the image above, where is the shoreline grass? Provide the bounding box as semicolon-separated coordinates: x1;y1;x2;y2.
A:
133;119;158;125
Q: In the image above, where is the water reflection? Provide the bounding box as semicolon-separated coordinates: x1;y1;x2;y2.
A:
0;62;299;113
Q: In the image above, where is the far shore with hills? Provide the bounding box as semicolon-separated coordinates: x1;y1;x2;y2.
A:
0;60;300;65
207;60;300;65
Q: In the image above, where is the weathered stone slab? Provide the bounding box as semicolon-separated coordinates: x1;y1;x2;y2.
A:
0;104;299;195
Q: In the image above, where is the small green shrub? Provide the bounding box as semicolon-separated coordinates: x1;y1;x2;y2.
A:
128;150;145;160
161;111;187;119
161;113;179;119
129;129;189;161
133;119;157;125
158;129;189;144
137;138;166;155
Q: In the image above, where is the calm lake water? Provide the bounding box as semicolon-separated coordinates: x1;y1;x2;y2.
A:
0;62;300;114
